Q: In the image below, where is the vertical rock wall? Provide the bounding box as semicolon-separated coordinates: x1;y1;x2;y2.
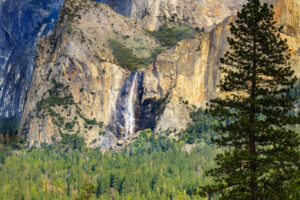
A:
0;0;64;118
19;0;300;148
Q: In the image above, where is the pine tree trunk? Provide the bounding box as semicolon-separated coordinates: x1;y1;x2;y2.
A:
250;32;258;200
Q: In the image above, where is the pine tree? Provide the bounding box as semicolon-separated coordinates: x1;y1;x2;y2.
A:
76;182;96;200
4;130;10;145
202;0;300;199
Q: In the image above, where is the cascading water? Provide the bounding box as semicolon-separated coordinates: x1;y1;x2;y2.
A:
124;72;138;138
111;71;144;139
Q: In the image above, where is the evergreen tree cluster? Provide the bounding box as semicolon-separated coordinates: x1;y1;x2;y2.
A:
0;117;21;148
0;132;216;200
179;109;218;144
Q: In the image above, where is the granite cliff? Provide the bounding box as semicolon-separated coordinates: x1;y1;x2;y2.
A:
106;0;247;31
19;0;300;149
0;0;64;118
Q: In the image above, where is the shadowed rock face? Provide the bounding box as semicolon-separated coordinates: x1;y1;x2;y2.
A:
106;0;247;31
106;0;134;18
0;0;64;118
18;0;300;149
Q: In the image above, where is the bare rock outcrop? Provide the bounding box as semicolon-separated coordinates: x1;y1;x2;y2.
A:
20;0;300;148
108;0;247;31
20;0;158;148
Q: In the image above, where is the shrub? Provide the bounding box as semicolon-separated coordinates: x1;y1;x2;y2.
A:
60;133;86;151
65;121;76;131
150;25;195;47
35;81;103;133
108;39;144;71
99;131;106;136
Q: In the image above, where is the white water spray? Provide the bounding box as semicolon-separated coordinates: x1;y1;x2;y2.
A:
124;72;138;138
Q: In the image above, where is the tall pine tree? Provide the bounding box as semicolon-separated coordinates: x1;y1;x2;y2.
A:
202;0;300;199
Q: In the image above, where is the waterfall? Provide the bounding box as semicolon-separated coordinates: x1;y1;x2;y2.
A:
124;71;138;138
112;71;143;138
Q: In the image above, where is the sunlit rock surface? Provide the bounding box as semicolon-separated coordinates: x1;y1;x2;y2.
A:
19;0;300;148
107;0;246;31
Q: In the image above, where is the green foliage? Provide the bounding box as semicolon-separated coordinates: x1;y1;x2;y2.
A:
36;80;74;113
65;121;76;131
108;39;162;71
0;134;216;200
98;131;106;136
179;109;217;144
0;117;20;135
75;107;103;129
108;39;145;71
60;0;86;23
75;182;96;200
202;1;300;199
0;147;14;164
34;80;103;133
0;117;22;148
37;95;73;111
60;133;86;151
150;25;195;47
108;23;194;71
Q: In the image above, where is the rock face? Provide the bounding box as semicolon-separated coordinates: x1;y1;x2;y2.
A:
272;0;300;40
107;0;246;31
19;0;300;148
19;0;160;148
0;0;64;118
143;17;233;132
272;0;300;76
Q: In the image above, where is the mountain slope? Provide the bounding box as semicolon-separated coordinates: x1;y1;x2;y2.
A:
19;0;300;148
